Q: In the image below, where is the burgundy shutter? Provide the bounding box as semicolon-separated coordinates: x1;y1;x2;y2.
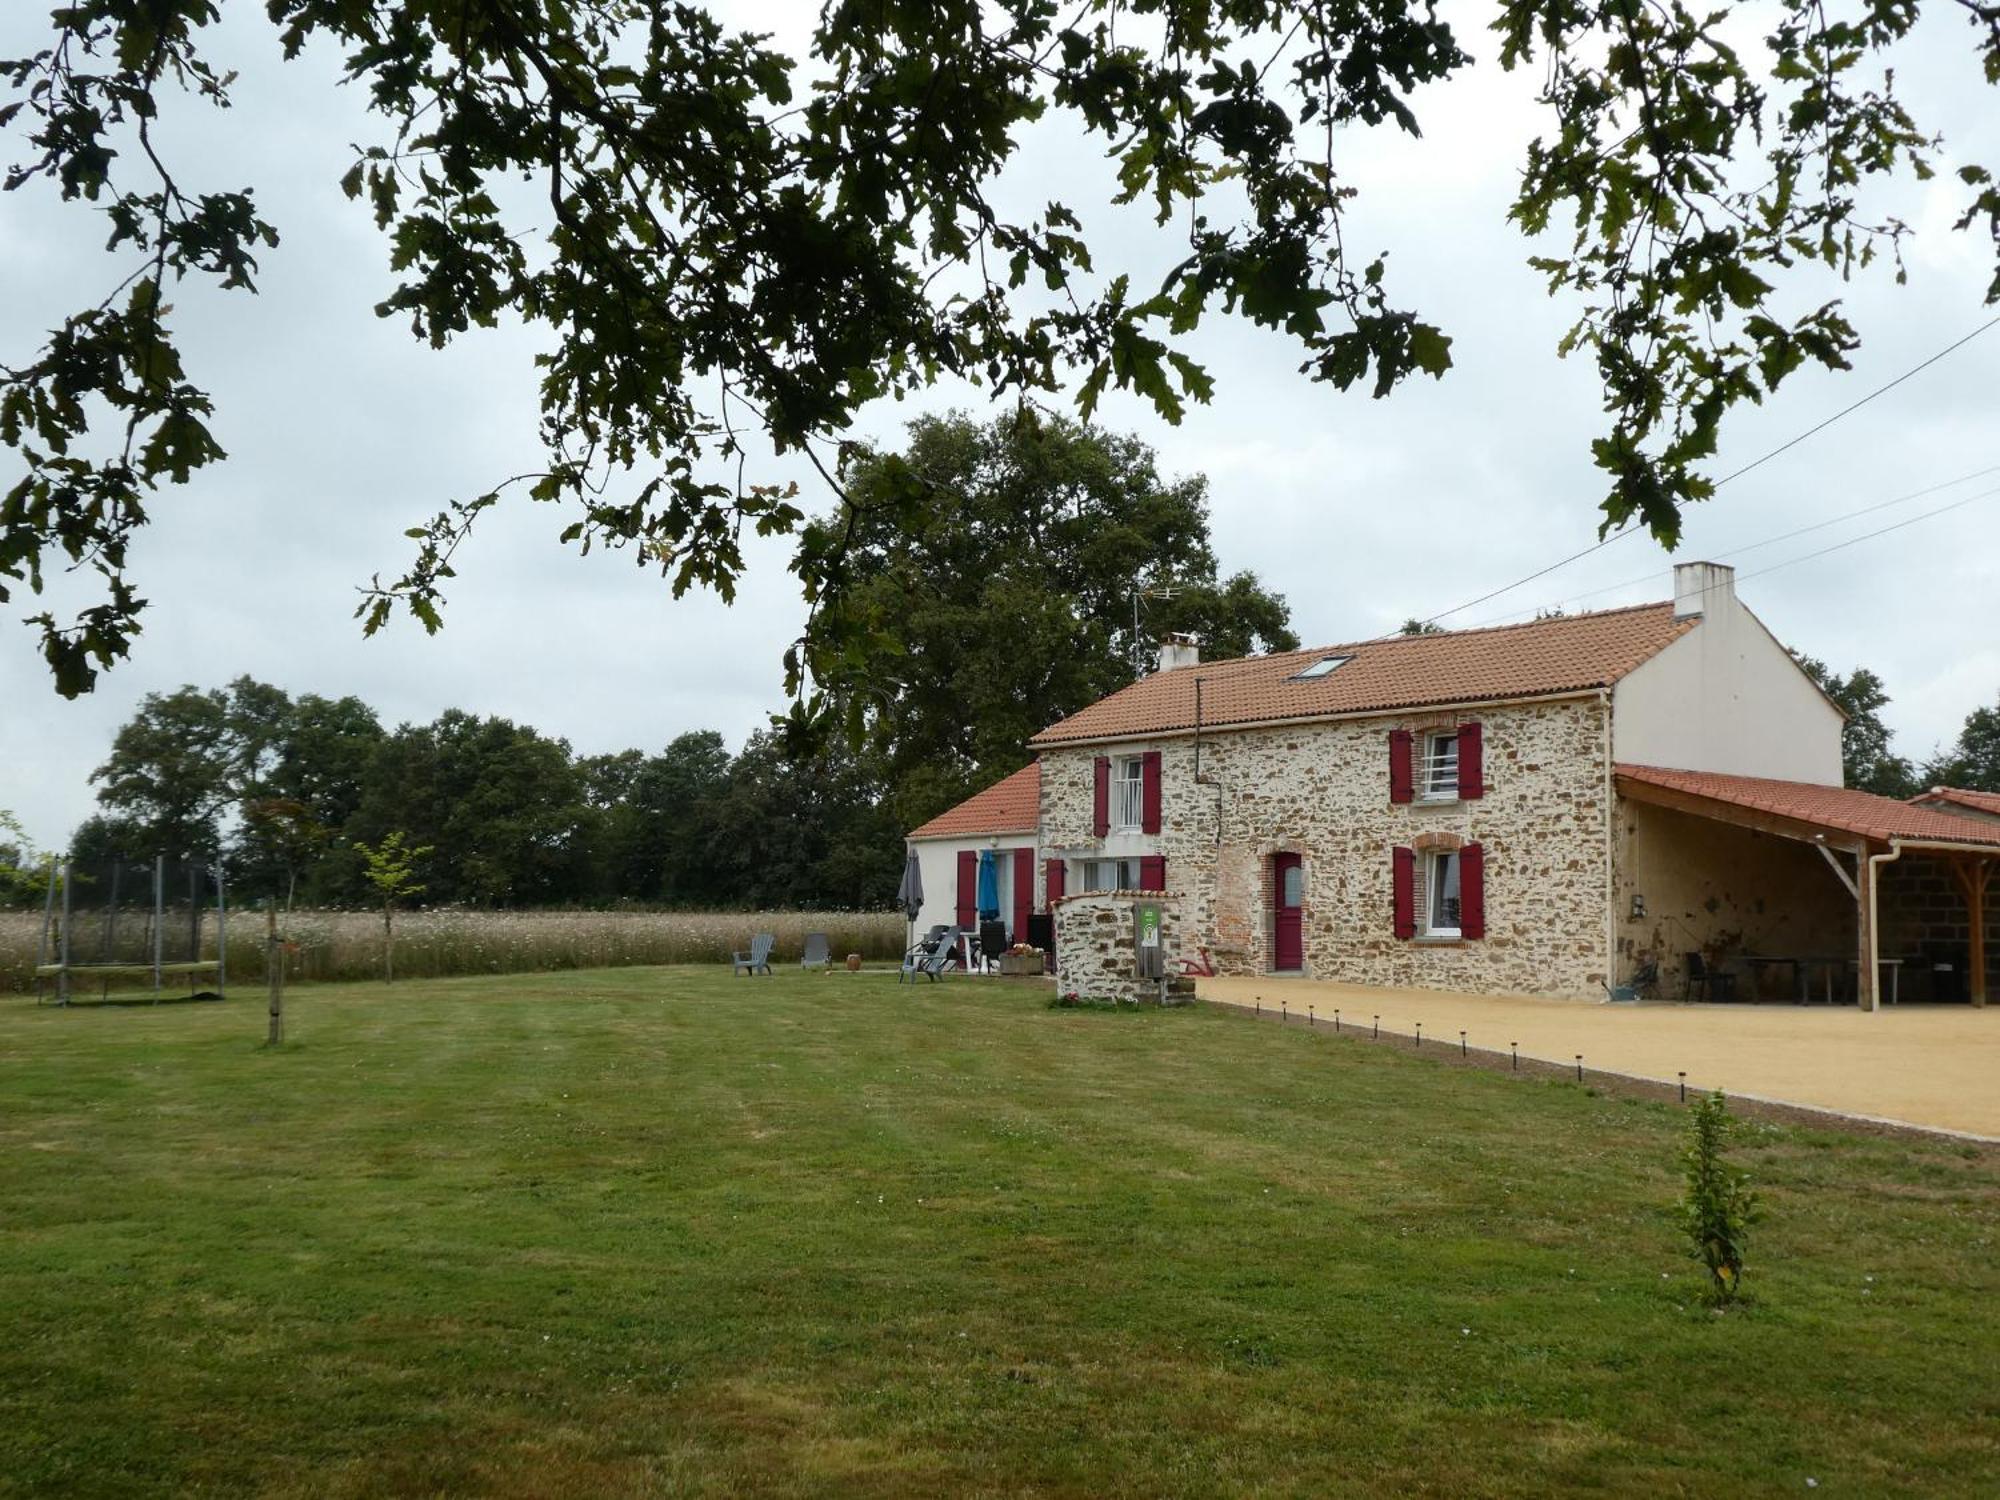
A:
1458;722;1484;800
1389;730;1414;804
1092;756;1111;837
1392;846;1416;939
1044;858;1066;906
1012;848;1034;942
1459;843;1485;939
1141;749;1163;833
1139;854;1167;892
955;850;977;930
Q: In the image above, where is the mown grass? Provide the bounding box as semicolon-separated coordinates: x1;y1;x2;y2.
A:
0;908;906;993
1;969;1995;1497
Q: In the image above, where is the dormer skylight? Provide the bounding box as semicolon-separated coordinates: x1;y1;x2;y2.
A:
1290;654;1353;681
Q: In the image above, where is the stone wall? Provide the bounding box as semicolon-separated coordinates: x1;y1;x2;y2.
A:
1052;890;1193;1004
1038;695;1614;1000
1878;855;1999;1001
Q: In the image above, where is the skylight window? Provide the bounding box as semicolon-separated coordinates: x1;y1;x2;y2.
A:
1290;655;1353;681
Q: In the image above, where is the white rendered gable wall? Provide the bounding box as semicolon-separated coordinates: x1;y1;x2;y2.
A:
1611;564;1843;785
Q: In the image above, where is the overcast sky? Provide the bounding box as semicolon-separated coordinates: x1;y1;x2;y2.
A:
4;2;1996;850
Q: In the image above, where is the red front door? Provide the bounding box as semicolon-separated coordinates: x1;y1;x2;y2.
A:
1273;853;1303;971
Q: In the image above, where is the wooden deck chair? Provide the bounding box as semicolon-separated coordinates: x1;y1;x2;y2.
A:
732;932;775;976
801;931;831;969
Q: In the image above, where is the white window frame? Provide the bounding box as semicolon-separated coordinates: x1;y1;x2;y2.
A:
1421;731;1460;801
1113;755;1146;831
1082;857;1142;893
1424;849;1462;938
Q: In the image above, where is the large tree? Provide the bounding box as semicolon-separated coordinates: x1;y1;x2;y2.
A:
88;676;292;855
802;410;1296;829
1790;653;1918;799
1926;692;2000;792
3;2;1993;701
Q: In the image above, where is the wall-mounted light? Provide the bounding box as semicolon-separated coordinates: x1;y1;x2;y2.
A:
1630;893;1647;919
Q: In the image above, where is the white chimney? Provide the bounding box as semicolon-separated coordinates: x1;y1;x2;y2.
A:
1672;561;1736;620
1157;632;1201;673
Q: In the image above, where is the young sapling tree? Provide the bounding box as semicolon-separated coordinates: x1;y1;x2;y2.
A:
352;832;432;984
1679;1090;1759;1304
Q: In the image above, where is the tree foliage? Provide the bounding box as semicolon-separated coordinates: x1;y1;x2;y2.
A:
1790;651;1918;798
1926;690;2000;791
802;409;1294;828
4;0;1993;700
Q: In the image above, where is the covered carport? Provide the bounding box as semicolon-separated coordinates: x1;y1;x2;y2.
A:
1614;765;1999;1011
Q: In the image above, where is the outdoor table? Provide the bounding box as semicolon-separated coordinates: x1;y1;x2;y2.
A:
1742;955;1842;1004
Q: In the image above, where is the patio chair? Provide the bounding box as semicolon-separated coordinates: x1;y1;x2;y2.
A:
1682;952;1738;1003
1602;958;1658;1003
900;927;960;985
732;933;775;976
801;931;831;970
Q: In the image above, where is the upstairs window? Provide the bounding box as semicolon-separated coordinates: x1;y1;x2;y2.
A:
1422;731;1460;800
1113;756;1146;830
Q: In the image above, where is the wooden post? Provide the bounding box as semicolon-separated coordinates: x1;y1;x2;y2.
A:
152;854;164;996
1855;852;1878;1013
265;901;284;1045
1948;857;1990;1009
214;863;227;1000
33;856;57;1006
57;860;72;1007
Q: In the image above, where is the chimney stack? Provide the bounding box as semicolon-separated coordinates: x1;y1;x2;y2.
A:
1157;633;1201;673
1672;561;1736;620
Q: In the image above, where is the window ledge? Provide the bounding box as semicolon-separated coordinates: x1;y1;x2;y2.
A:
1415;793;1462;806
1415;933;1464;946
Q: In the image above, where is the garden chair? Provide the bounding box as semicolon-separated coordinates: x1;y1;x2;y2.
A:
732;933;775;976
1602;958;1659;1003
899;927;959;984
801;931;831;970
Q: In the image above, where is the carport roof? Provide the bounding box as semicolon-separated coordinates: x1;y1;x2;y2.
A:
1615;764;2000;848
1912;786;2000;818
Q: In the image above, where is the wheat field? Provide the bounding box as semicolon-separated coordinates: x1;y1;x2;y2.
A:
0;907;908;993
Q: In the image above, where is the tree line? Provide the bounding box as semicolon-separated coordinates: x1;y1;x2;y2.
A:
11;415;1297;911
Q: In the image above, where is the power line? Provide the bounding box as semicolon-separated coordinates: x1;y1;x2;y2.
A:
1732;484;2000;585
1401;314;2000;633
1464;461;2000;625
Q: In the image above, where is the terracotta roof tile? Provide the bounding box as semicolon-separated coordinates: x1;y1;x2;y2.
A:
1616;764;2000;847
907;763;1040;841
1029;602;1694;746
1912;787;2000;819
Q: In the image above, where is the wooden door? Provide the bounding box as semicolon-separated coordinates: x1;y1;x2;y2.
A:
1272;853;1304;971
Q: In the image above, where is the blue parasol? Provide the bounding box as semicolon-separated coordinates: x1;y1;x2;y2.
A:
976;848;1000;920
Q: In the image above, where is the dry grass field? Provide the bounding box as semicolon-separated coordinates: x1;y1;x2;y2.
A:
0;907;906;993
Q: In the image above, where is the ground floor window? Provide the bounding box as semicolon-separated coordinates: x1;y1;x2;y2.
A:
1081;858;1142;892
1425;850;1461;937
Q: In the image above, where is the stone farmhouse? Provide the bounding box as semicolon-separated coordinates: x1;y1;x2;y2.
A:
906;562;2000;1007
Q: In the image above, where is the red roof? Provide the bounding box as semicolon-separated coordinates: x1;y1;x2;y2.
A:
1029;603;1693;746
907;763;1040;841
1616;764;2000;847
1912;787;2000;819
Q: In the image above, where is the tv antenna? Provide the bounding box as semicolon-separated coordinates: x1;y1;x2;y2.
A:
1130;584;1180;676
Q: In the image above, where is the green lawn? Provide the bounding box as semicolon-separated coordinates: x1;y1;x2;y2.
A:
2;971;1995;1497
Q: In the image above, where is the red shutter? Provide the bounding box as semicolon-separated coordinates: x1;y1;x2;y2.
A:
1459;842;1485;939
1092;756;1111;837
1139;854;1166;892
1044;858;1066;906
1141;749;1163;833
1389;730;1414;804
1012;847;1034;942
1392;846;1416;939
1458;722;1484;800
955;850;977;930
